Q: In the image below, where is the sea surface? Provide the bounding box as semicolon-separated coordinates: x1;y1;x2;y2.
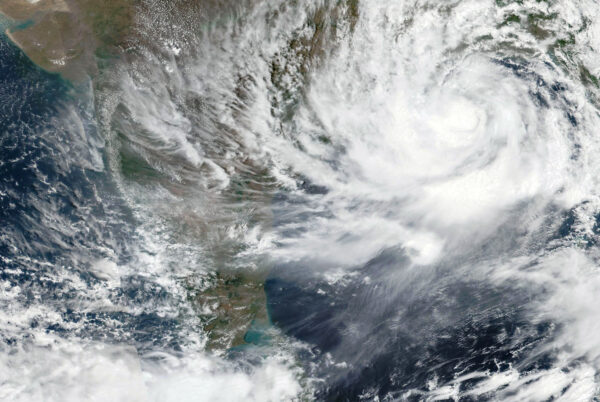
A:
3;1;600;400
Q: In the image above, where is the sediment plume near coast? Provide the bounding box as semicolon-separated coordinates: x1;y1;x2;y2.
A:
0;0;133;79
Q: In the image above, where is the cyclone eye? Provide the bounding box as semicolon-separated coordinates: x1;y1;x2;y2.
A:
1;1;599;401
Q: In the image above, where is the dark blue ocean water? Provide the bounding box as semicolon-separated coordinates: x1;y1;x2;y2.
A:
0;23;588;400
264;182;574;400
266;250;555;401
0;35;185;351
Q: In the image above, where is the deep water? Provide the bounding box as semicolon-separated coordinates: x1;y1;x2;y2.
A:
5;0;600;400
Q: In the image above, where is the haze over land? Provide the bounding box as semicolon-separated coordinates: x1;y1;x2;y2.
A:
2;0;600;400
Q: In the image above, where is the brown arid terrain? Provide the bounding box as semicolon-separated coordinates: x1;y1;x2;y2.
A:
0;0;275;351
1;0;360;80
0;0;134;80
0;0;362;353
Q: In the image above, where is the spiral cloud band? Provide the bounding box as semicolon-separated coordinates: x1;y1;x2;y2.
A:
3;0;600;400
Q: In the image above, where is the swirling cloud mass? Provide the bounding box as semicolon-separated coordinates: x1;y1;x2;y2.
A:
2;0;600;400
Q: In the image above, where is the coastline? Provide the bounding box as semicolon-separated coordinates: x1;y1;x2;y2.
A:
0;0;133;81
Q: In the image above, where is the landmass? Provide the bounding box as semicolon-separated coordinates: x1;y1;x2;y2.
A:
0;0;133;80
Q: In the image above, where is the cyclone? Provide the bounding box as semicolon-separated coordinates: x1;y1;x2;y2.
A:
2;0;600;400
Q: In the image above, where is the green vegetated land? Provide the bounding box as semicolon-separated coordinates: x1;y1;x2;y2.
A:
0;0;275;353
